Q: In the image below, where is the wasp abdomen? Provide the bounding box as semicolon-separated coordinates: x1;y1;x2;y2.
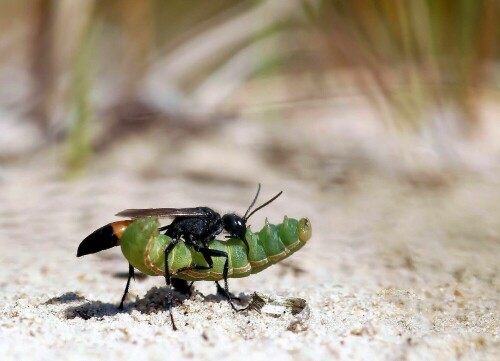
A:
77;220;133;257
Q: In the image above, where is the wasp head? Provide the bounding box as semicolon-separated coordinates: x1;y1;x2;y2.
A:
222;213;247;241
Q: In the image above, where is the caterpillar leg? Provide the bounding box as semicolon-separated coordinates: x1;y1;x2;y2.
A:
164;239;180;331
118;263;135;310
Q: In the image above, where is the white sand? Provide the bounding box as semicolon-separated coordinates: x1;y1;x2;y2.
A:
0;161;498;360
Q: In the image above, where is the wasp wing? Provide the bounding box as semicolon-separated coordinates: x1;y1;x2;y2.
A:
115;208;208;219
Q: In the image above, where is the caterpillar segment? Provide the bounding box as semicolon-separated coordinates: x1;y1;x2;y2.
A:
119;216;312;282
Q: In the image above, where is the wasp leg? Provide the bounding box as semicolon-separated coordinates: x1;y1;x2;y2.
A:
164;238;180;331
177;236;227;275
216;251;251;312
171;278;194;297
175;242;217;273
176;235;242;312
198;247;243;312
218;249;244;312
174;245;241;311
215;281;241;302
176;235;218;272
118;264;135;310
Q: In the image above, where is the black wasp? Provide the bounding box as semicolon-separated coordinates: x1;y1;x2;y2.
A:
115;184;282;319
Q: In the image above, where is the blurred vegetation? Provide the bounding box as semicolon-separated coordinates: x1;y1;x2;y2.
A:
0;0;499;172
307;0;499;131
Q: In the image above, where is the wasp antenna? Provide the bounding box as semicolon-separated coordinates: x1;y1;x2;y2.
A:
243;183;261;220
245;190;283;221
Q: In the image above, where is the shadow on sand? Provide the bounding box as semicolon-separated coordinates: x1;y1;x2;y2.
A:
63;286;250;320
44;292;86;305
65;300;123;320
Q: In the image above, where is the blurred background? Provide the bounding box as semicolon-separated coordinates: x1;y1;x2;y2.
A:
1;2;499;358
2;0;500;181
1;0;500;287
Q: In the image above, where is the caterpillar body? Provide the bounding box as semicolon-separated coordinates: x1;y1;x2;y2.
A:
120;216;312;281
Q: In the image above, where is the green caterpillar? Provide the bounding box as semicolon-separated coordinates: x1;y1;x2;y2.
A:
77;214;311;330
120;216;311;281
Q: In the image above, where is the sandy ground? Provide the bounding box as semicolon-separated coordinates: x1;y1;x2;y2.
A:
1;103;500;360
0;149;499;361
